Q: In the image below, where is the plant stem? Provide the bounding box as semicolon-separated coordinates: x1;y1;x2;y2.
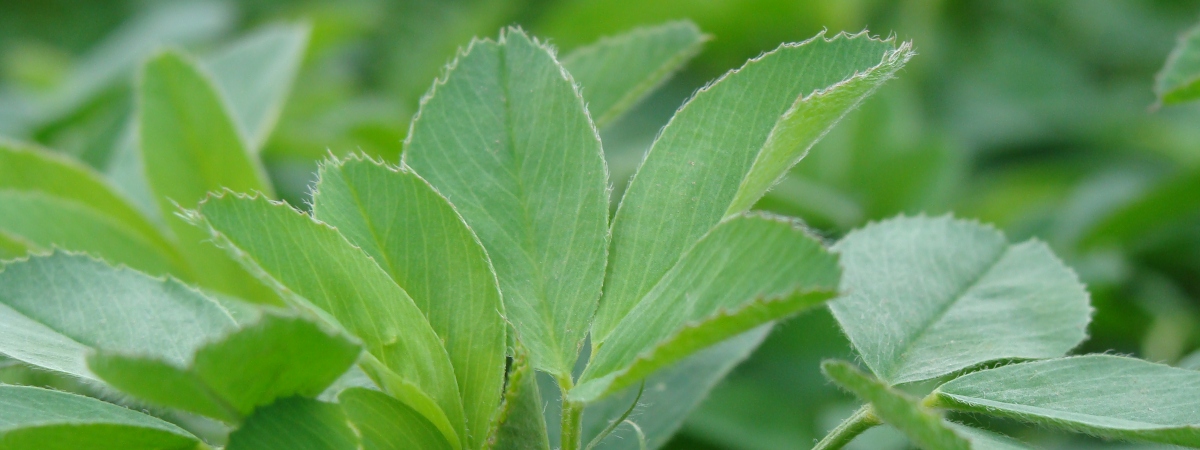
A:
812;404;881;450
559;376;584;450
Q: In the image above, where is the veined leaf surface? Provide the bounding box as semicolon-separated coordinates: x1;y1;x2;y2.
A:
341;388;454;450
935;355;1200;447
0;385;202;450
313;155;506;449
139;49;279;304
485;345;551;450
0;252;235;381
403;28;609;378
88;313;361;423
592;31;913;344
225;397;357;450
829;215;1092;384
187;193;464;447
562;21;706;128
575;214;839;401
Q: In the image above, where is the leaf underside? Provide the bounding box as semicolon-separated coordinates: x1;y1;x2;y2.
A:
0;385;200;450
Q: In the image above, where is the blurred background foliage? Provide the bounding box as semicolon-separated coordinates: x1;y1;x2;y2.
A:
1;0;1199;448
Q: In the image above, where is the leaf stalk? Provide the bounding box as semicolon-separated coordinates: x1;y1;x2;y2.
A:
811;404;881;450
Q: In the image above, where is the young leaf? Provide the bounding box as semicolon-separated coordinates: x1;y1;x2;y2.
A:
0;230;35;259
226;397;357;450
592;31;913;344
562;21;706;127
313;155;506;448
206;23;310;149
574;214;839;401
88;313;361;423
0;252;236;381
403;28;609;378
138;49;279;304
0;385;202;450
0;141;183;275
486;345;551;450
186;193;465;446
1155;21;1200;105
340;388;454;450
829;215;1092;385
821;360;970;450
934;355;1200;447
581;327;771;450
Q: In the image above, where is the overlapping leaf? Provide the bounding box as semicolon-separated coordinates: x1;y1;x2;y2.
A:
573;214;839;401
341;388;453;450
935;355;1200;447
1155;21;1200;105
313;155;505;448
0;252;235;381
138;49;279;304
829;215;1092;384
403;28;609;378
562;21;706;127
205;23;310;149
0;141;182;275
186;193;464;447
88;313;361;423
592;31;914;344
226;397;357;450
485;346;550;450
0;385;202;450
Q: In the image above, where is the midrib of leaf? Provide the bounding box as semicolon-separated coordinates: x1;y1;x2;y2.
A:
495;42;564;370
879;240;1007;382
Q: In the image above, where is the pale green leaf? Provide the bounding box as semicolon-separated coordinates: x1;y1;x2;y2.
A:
829;215;1092;384
0;252;235;381
340;387;453;450
821;360;970;450
562;21;706;127
138;49;279;304
948;425;1038;450
225;397;356;450
88;313;361;423
185;193;464;447
1155;21;1200;105
403;28;609;377
0;141;184;275
0;385;202;450
592;31;913;344
934;355;1200;447
581;327;771;450
486;345;551;450
312;155;505;448
574;214;839;401
206;23;310;149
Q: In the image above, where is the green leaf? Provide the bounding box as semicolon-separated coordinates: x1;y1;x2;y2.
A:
403;28;609;377
592;31;913;344
186;193;464;447
312;155;506;448
1080;168;1200;249
821;360;970;450
206;23;310;149
934;355;1200;447
574;214;839;401
88;313;361;423
562;21;706;127
0;252;235;381
948;425;1038;450
226;397;356;450
0;141;184;275
340;387;453;450
829;215;1092;384
0;231;35;260
138;49;279;304
0;385;202;450
582;327;771;450
1155;21;1200;105
486;345;551;450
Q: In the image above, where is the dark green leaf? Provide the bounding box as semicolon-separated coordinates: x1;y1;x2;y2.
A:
1155;21;1200;105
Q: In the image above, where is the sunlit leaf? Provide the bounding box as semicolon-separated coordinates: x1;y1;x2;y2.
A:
0;385;202;450
340;387;454;450
206;23;310;149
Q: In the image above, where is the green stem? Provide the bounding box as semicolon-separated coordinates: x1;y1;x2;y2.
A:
812;404;881;450
559;377;584;450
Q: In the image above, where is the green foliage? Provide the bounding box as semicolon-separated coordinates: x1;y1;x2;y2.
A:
1156;21;1200;105
0;385;203;450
